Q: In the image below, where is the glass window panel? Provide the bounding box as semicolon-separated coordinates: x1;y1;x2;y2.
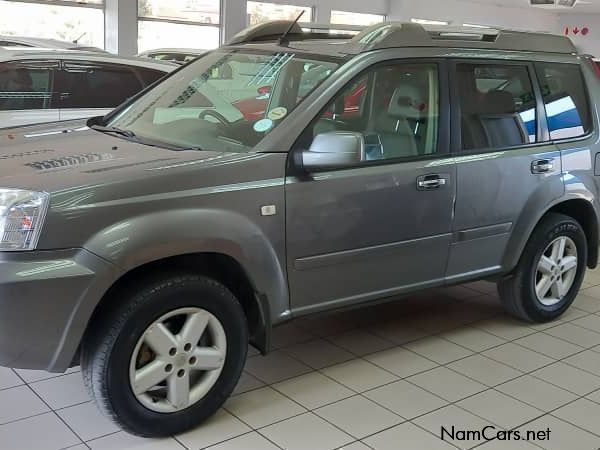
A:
330;10;385;26
247;1;313;26
457;64;538;150
303;63;440;161
0;1;104;48
0;61;57;111
138;0;219;25
138;21;219;53
535;62;592;140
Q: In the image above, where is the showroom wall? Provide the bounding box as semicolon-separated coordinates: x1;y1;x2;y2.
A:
387;0;558;32
558;14;600;56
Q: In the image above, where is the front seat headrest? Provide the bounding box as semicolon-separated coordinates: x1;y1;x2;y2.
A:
387;85;428;119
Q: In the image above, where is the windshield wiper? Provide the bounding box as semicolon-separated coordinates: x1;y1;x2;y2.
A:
90;125;137;139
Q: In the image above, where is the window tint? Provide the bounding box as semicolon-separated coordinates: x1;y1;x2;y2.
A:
457;64;537;150
0;61;56;111
303;63;439;161
137;68;166;86
60;62;144;109
535;63;592;140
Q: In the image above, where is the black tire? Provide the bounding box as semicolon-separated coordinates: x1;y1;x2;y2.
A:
81;274;248;437
498;213;587;323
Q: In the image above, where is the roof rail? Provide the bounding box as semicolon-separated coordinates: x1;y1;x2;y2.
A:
352;22;577;54
227;20;577;55
227;21;363;45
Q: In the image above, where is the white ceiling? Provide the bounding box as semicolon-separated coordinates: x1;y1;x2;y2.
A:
466;0;600;13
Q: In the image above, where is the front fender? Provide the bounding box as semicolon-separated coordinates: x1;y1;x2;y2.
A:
84;208;290;322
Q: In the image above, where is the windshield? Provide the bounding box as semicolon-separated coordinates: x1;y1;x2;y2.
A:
107;49;340;152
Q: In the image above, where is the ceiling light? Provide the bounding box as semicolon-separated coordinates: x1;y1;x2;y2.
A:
411;18;450;26
462;23;491;28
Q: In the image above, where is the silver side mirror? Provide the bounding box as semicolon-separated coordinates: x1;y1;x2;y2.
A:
302;132;365;171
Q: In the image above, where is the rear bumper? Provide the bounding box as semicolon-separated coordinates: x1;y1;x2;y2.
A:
0;249;118;372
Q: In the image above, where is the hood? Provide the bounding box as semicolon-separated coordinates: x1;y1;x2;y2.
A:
0;121;257;193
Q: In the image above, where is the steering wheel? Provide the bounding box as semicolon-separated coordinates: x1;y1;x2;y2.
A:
198;110;231;126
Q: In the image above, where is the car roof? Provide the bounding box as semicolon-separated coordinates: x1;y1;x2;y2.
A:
0;48;178;71
226;21;578;58
138;48;208;56
0;35;104;51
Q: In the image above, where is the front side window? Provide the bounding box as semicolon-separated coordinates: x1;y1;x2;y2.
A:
299;63;440;161
107;50;340;152
457;63;537;150
60;62;144;109
0;61;56;111
535;62;592;140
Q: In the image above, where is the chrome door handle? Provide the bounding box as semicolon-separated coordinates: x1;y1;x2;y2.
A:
417;175;446;190
531;159;554;174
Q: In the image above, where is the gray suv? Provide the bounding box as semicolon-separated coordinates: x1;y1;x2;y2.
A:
0;21;598;437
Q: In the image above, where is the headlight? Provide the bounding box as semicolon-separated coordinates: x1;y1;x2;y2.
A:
0;189;49;251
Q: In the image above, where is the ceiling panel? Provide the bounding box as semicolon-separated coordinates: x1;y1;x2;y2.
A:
465;0;600;13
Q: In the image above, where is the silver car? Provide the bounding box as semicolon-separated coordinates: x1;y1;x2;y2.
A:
0;21;598;438
0;48;176;128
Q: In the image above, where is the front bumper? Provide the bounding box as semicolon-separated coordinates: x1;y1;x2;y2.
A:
0;249;118;372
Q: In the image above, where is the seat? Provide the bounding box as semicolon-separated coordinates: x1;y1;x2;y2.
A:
478;90;528;148
372;85;423;159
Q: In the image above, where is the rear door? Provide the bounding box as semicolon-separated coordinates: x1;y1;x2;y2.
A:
57;61;147;121
447;60;563;282
0;60;59;128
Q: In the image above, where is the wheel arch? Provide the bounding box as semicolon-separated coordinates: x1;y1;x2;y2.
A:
82;252;272;359
504;197;599;272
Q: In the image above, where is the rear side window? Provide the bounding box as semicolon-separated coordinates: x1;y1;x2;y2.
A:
60;62;144;109
535;62;592;140
137;68;167;87
456;63;537;151
0;61;57;111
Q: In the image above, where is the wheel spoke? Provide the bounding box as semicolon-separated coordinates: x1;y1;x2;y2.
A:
553;278;568;299
179;311;209;348
536;275;553;299
167;371;190;410
538;256;555;275
561;255;578;273
133;360;168;395
191;347;225;371
144;323;178;357
551;237;567;261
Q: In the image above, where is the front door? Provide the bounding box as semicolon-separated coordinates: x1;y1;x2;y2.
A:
285;60;456;314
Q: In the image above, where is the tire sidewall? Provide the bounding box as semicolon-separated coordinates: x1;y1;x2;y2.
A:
522;218;587;321
104;277;247;435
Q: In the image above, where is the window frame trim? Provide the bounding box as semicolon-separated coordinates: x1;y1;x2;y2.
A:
290;57;452;172
4;0;104;9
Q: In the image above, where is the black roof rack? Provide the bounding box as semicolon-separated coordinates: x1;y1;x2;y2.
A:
227;21;577;55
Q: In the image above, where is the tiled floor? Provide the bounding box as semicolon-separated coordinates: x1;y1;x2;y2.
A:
3;272;600;450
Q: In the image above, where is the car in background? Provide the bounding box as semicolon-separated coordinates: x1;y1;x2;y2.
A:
138;48;207;64
0;48;176;128
0;35;105;52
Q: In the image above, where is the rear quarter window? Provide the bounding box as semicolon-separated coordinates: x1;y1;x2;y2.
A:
535;62;593;140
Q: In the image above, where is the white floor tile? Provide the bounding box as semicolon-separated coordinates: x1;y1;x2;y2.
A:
0;385;49;424
447;354;523;387
406;367;487;402
87;431;185;450
243;351;312;384
224;386;305;429
177;409;250;449
532;362;600;396
0;367;23;390
273;371;353;410
315;396;403;439
364;380;447;419
364;422;455;450
404;336;473;365
284;339;354;369
56;401;123;441
29;372;89;410
206;432;278;450
365;347;438;378
261;412;353;450
0;412;81;450
321;359;398;392
496;375;578;411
